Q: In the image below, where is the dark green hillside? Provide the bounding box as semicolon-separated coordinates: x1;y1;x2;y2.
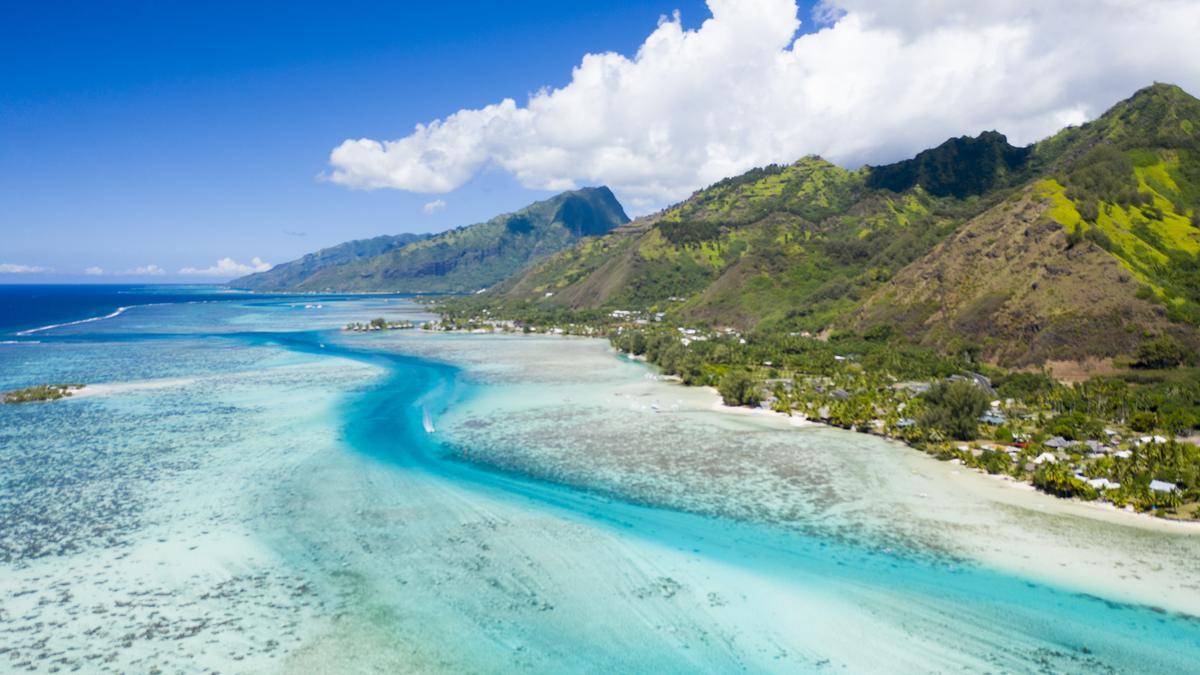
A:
233;187;628;293
866;131;1032;198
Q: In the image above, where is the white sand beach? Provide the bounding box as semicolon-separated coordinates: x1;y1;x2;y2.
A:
67;378;196;399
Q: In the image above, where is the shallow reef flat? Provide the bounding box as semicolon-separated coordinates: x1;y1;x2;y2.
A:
1;329;381;672
274;422;1200;673
3;298;1199;673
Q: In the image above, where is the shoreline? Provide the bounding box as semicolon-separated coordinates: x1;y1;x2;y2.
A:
225;287;446;297
693;373;1200;532
930;448;1200;533
705;387;820;428
456;328;1200;532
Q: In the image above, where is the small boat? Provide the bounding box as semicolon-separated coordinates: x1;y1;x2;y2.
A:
422;409;435;433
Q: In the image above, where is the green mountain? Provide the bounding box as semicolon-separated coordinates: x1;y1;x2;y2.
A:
231;187;629;293
865;130;1033;198
497;149;1017;330
232;233;429;291
855;83;1200;364
489;83;1200;367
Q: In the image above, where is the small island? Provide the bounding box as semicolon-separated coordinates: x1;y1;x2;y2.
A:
344;317;415;332
3;383;85;404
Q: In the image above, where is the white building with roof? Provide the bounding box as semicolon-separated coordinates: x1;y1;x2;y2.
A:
1149;480;1178;493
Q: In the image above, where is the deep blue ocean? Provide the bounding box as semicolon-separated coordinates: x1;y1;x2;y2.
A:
0;284;261;335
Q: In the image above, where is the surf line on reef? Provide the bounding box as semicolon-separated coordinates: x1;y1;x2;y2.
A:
237;329;1200;670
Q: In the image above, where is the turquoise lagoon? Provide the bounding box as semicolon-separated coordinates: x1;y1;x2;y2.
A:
1;289;1198;673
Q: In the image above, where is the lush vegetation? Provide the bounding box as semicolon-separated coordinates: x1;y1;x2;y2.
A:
344;317;415;332
1134;335;1191;368
3;384;84;404
1063;145;1143;215
866;131;1032;198
502;156;1004;337
718;370;761;407
919;381;991;441
1038;84;1200;327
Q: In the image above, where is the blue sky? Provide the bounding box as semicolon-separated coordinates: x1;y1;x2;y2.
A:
0;0;739;281
3;1;1197;283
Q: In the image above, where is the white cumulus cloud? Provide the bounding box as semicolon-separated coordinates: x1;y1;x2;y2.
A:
178;257;272;277
84;266;105;276
118;264;166;276
422;199;447;215
326;0;1200;212
0;263;50;273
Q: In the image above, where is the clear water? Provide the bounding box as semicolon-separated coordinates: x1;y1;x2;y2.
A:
2;288;1198;673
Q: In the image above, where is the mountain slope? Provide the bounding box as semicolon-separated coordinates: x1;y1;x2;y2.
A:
851;186;1179;365
491;83;1200;366
865;130;1033;198
233;187;629;293
499;149;1014;331
232;233;428;291
854;83;1200;363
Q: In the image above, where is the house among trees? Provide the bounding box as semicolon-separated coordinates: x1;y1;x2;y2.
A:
1150;480;1179;493
1087;477;1121;490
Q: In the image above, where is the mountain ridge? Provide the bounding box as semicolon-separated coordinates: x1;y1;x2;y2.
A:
230;233;430;292
231;186;629;293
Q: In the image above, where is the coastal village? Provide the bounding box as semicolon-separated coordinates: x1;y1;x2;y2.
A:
427;303;1200;520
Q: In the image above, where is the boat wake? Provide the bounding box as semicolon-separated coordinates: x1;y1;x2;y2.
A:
17;306;133;336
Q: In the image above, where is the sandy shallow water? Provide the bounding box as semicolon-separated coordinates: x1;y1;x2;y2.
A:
3;298;1199;673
